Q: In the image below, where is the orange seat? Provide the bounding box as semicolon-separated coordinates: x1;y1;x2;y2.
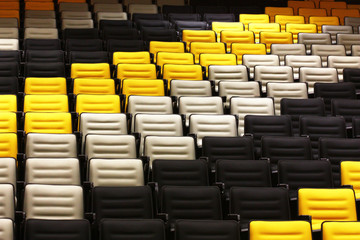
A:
0;2;19;10
310;0;334;8
25;1;54;10
287;0;315;15
0;10;19;24
331;8;360;25
58;0;86;2
298;8;327;23
319;1;347;15
265;7;293;22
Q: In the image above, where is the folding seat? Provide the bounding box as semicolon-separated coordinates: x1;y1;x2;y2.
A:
0;18;18;28
0;39;17;50
63;29;99;40
23;95;69;113
128;4;158;15
71;63;110;79
341;161;360;200
107;40;144;53
0;184;14;220
113;51;149;65
23;184;83;219
298;188;356;231
195;5;227;15
0;112;17;134
239;14;270;31
174;21;207;34
220;31;254;52
179;96;224;126
219;81;260;108
300;116;346;160
24;62;65;78
204;13;235;24
344;16;360;33
230;187;290;230
92;0;119;4
309;17;340;33
0;2;18;10
242;54;279;79
311;45;346;67
298;33;331;54
330;56;360;82
149;41;185;62
156;52;194;71
231;43;266;65
0;219;13;240
92;186;153;223
62;19;94;30
285;23;317;43
66;39;103;53
25;10;55;19
199;53;237;76
136;20;170;31
211;22;244;41
331;99;360;127
0;133;17;163
0;51;19;64
322;25;353;44
96;12;127;25
322;221;360;240
62;11;92;20
116;64;156;80
25;219;90;240
25;1;54;10
58;2;88;12
76;94;120;116
259;32;293;53
216;159;271;199
343;68;360;94
287;0;315;15
0;62;18;77
336;34;360;55
170;80;211;99
182;30;216;50
298;8;327;23
162;5;192;15
142;28;177;44
230;97;274;136
352;45;360;56
0;77;17;94
159;186;222;228
132;13;163;22
300;67;337;95
254;65;293;93
73;79;115;96
157;0;185;7
163;64;203;82
249;221;312;240
24;28;58;39
270;44;305;65
190;42;225;63
274;15;304;33
24;77;66;95
70;51;108;64
24;112;72;134
99;20;133;32
25;50;64;64
265;7;293;22
24;18;56;28
168;13;200;24
248;23;280;43
208;65;248;92
189;114;237;148
285;55;321;80
0;28;18;39
319;1;347;15
24;39;61;51
93;3;123;13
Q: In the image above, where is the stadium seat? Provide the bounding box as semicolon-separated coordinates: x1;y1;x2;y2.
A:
265;7;293;22
322;221;360;240
287;0;315;15
285;55;321;80
275;15;305;32
164;64;203;81
286;23;317;43
248;23;280;43
25;62;65;77
271;44;306;65
24;112;72;134
343;68;360;94
190;42;225;63
170;80;211;98
322;25;353;44
311;45;345;67
209;65;249;91
199;53;237;76
221;31;255;52
182;30;216;50
336;34;360;55
259;32;293;53
254;65;293;93
113;51;150;65
23;94;69;113
298;8;327;23
71;63;110;78
299;67;338;94
239;14;269;30
243;54;279;79
231;43;266;64
309;16;340;33
76;94;121;115
73;78;115;95
116;63;157;80
220;81;261;107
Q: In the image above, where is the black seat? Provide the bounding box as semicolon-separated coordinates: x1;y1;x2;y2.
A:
69;51;108;64
132;13;164;22
100;219;165;240
25;50;65;63
319;137;360;186
343;68;360;95
102;28;139;40
99;20;133;31
63;29;99;40
244;115;292;159
66;39;103;52
0;62;19;77
353;117;360;138
299;116;347;160
168;13;201;24
281;98;325;136
0;51;20;63
24;62;65;77
278;160;333;200
261;136;312;172
136;20;171;30
203;13;235;24
331;99;360;128
175;21;208;32
24;39;61;51
314;82;356;114
142;28;178;43
195;5;228;15
106;40;145;52
229;6;263;21
202;136;254;171
163;5;193;14
25;219;91;240
215;159;271;199
0;77;18;94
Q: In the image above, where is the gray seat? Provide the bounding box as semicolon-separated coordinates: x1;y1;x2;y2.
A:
270;43;306;65
298;32;331;54
322;25;353;44
285;55;322;79
311;44;346;67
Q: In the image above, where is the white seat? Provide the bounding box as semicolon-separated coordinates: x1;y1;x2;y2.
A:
219;81;261;108
97;12;127;25
24;28;58;39
328;56;360;81
170;80;212;98
352;45;360;56
285;55;322;79
0;219;13;240
270;43;306;65
337;33;360;55
0;39;18;50
0;158;16;191
311;44;346;67
254;65;293;93
208;65;248;91
299;67;338;94
242;54;280;79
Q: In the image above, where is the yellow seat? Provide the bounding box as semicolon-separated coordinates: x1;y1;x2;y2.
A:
248;23;280;43
298;8;327;23
113;52;151;65
265;7;293;22
239;14;269;31
24;112;72;134
212;22;244;42
0;95;16;112
156;52;194;72
320;1;347;15
220;31;255;52
0;10;19;24
0;133;17;159
322;221;360;240
0;112;16;133
25;1;54;10
199;53;237;76
260;32;293;53
149;41;185;63
71;63;111;79
250;221;312;240
341;161;360;200
190;42;226;63
275;15;305;32
231;43;266;64
182;30;216;51
298;188;357;231
331;8;360;25
163;64;203;81
76;94;121;115
287;0;315;15
0;2;19;10
309;16;340;33
122;79;165;106
285;23;317;43
24;77;67;95
73;78;115;95
117;64;157;80
24;95;69;113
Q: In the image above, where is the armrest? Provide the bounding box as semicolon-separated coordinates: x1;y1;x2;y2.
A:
156;213;168;222
214;182;225;192
227;214;240;222
297;215;311;223
277;183;289;189
84;212;95;223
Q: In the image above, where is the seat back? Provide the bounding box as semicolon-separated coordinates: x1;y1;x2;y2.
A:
299;67;338;94
231;43;266;64
25;112;72;134
285;55;321;79
242;54;279;79
286;23;317;43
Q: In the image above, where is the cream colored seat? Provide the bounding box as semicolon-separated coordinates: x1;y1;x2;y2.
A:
170;80;212;98
270;44;306;65
219;81;261;108
208;65;248;91
328;56;360;81
299;67;338;94
285;55;322;79
311;44;346;67
254;65;293;93
242;54;280;79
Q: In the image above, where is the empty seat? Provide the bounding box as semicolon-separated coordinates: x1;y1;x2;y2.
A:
174;21;207;33
312;45;346;67
265;6;293;22
182;30;216;50
0;184;14;220
322;221;360;240
163;5;192;15
300;67;338;94
271;44;306;65
71;63;110;78
298;8;327;23
0;18;17;28
0;133;17;160
309;16;340;33
163;64;203;81
242;54;279;79
59;2;88;12
25;2;54;11
76;94;120;115
26;50;64;63
156;52;194;70
24;62;65;77
63;29;99;40
298;32;331;54
208;65;248;91
332;99;360;126
66;39;103;52
221;31;255;52
248;23;280;43
343;68;360;94
239;14;269;31
149;41;185;62
136;20;170;30
285;55;321;80
0;77;17;94
106;40;145;52
24;39;61;51
319;1;347;15
259;32;293;53
24;18;56;28
286;24;317;43
70;51;108;64
190;42;225;63
25;10;55;19
93;3;123;13
117;63;156;80
204;13;235;24
0;219;13;240
345;16;360;33
0;113;17;133
142;28;178;44
254;65;293;93
275;15;304;32
0;39;17;50
170;80;211;98
113;51;150;65
211;22;243;41
341;161;360;200
128;4;158;15
24;112;72;134
62;11;92;20
25;77;66;95
24;28;58;39
122;80;165;107
322;25;353;44
0;28;18;39
219;81;261;107
231;43;266;64
102;28;138;40
337;34;360;55
168;13;201;23
24;95;68;113
200;53;237;76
